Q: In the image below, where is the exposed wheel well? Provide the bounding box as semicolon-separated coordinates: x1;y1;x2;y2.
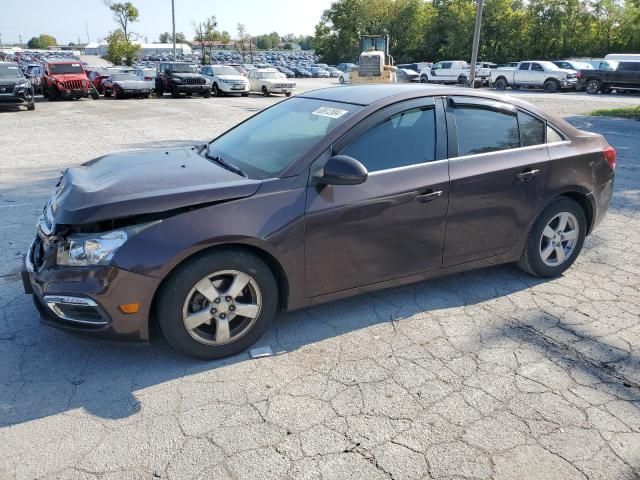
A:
544;77;560;85
149;243;290;335
560;192;594;234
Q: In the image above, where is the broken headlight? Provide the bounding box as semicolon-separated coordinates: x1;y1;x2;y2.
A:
56;223;156;266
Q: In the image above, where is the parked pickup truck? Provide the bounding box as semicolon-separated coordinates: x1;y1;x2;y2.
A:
419;60;492;85
578;60;640;94
491;61;578;92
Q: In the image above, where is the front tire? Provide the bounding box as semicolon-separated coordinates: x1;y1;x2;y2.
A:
544;80;559;93
262;86;271;97
457;75;467;85
517;198;586;278
585;80;600;95
171;84;179;98
157;248;278;360
203;89;212;98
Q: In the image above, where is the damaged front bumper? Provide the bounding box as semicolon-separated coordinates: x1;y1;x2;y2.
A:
22;224;161;342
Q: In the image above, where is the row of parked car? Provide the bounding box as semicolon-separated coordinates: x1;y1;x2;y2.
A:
337;55;640;95
0;57;309;111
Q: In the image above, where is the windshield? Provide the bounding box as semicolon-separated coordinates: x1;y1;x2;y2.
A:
0;64;24;80
260;72;280;79
172;64;198;73
112;74;138;81
213;66;240;76
539;61;560;70
49;63;84;74
206;98;361;179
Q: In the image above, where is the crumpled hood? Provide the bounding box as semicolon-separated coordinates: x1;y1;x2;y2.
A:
48;147;261;225
114;79;152;89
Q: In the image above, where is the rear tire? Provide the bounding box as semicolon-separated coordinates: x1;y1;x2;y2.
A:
457;75;467;86
285;92;292;97
27;102;35;111
171;84;179;98
241;92;249;97
157;248;278;360
495;78;508;90
517;198;586;278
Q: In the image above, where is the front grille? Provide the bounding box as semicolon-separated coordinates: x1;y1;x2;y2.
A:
63;80;85;90
183;77;204;85
359;56;382;76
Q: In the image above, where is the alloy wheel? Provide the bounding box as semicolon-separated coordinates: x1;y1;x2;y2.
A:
182;270;262;346
539;212;579;267
586;80;600;94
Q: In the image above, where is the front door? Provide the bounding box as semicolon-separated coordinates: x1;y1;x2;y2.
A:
443;96;550;266
304;98;449;297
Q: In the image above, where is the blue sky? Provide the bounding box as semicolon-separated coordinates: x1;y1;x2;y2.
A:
0;0;334;45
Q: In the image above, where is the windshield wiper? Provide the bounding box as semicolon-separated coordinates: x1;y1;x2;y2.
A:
201;144;247;178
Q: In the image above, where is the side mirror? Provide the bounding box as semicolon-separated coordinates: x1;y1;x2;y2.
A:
319;155;368;186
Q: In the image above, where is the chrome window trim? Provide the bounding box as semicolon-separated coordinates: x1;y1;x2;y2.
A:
448;140;571;162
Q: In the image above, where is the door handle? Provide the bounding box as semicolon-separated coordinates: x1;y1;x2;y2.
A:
415;190;443;203
516;169;540;182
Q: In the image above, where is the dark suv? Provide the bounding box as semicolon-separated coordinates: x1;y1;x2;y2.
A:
0;62;35;110
23;85;615;360
155;62;211;98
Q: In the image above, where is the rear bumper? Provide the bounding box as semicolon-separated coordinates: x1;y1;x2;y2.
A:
588;177;614;233
22;240;161;341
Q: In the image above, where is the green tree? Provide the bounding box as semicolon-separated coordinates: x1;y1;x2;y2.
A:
27;34;58;49
104;29;141;65
193;16;219;64
104;1;139;42
159;32;189;44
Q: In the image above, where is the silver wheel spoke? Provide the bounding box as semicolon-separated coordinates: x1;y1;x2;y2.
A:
555;246;566;263
542;226;555;239
215;316;231;343
562;230;577;241
234;302;260;319
557;213;570;232
541;244;554;260
226;272;251;299
184;308;213;331
194;278;219;302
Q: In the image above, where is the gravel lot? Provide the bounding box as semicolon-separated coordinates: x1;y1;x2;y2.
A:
1;78;639;480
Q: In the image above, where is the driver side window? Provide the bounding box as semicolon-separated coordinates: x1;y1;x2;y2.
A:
341;107;436;173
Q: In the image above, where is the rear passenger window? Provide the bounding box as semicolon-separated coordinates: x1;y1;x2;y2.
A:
518;111;545;146
453;107;519;156
342;107;436;172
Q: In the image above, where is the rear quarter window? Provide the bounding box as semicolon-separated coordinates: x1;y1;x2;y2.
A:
518;111;545;147
453;106;520;156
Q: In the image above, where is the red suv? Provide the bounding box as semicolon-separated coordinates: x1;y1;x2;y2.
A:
41;61;99;101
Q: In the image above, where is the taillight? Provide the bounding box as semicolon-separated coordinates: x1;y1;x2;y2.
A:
603;145;616;170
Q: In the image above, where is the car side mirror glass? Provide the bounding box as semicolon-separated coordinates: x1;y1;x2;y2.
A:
319;155;368;186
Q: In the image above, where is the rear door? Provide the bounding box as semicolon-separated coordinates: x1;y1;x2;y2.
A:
530;62;547;86
514;62;531;85
442;96;550;266
304;98;449;297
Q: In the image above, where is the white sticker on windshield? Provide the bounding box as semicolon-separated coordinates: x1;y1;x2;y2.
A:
72;63;81;67
312;107;349;119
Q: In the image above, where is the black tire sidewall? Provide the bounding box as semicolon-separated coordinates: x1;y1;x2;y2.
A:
522;198;587;278
157;249;278;360
586;80;600;94
544;80;558;93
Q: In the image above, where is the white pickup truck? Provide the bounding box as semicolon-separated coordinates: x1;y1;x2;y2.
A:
419;60;492;85
490;61;578;92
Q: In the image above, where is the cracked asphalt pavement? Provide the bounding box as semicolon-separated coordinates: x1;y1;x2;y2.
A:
1;80;639;479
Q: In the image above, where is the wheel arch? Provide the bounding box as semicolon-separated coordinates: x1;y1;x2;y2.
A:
149;243;290;334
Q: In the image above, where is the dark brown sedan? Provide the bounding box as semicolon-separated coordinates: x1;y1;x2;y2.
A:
23;85;616;359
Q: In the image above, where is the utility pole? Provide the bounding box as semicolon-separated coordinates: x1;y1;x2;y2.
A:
19;34;23;47
85;20;90;43
469;0;484;87
171;0;176;60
